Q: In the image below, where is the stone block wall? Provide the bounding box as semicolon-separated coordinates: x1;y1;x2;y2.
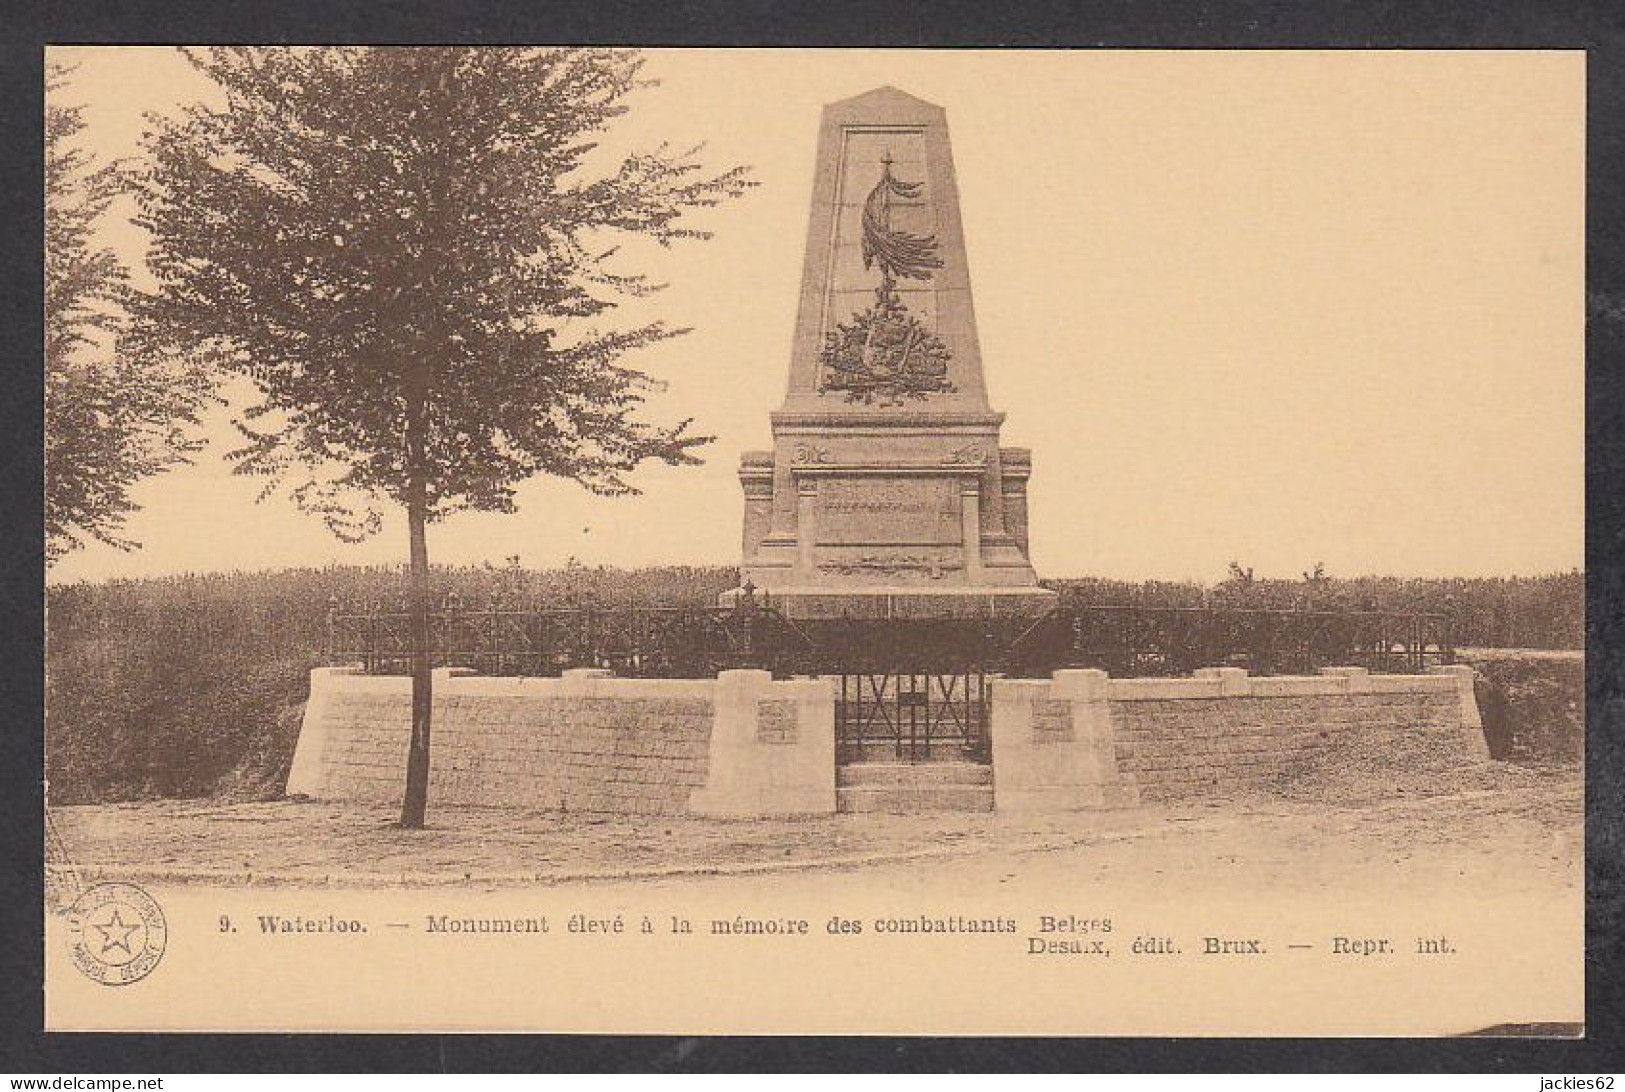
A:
431;671;714;814
291;663;1487;817
287;668;716;814
288;666;836;817
990;665;1486;810
285;667;407;806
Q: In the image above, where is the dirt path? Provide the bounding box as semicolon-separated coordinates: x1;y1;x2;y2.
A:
48;763;1581;895
46;764;1584;1036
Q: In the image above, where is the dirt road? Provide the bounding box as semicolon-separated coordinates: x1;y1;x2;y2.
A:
49;761;1580;896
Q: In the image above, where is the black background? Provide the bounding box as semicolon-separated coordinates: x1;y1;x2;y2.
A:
4;0;1622;1073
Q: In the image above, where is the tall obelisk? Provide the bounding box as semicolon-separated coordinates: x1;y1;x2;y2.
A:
729;87;1053;619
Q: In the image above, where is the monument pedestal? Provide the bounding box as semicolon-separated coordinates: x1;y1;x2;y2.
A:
725;411;1057;620
726;87;1055;622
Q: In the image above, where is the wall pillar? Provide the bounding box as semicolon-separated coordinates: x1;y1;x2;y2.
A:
1194;665;1251;696
960;484;983;580
690;670;836;817
795;479;819;576
1317;665;1372;694
999;447;1032;557
990;668;1138;812
738;452;775;559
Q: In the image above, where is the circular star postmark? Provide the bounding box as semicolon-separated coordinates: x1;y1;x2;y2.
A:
64;882;167;986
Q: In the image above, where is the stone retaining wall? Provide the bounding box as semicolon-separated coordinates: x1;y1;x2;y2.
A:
992;665;1485;810
289;663;1486;816
286;667;832;816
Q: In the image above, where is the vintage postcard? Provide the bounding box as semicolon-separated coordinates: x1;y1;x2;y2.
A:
42;47;1584;1035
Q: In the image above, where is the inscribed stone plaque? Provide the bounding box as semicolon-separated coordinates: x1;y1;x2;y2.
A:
815;476;959;545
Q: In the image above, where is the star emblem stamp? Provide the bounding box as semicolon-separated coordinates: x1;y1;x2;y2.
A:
64;882;168;986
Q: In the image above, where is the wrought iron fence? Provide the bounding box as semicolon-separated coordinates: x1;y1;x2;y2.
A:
325;591;795;678
326;590;1452;679
1005;604;1454;678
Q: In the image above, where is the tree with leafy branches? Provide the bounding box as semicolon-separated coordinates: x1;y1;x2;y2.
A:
46;60;209;565
133;46;752;827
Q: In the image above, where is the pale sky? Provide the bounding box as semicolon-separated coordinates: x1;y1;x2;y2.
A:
47;48;1585;584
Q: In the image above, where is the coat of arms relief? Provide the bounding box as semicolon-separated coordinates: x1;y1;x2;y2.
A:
817;154;956;405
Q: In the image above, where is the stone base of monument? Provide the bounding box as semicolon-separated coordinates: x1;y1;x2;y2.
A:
718;583;1057;620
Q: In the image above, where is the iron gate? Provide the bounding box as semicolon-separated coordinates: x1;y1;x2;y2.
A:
835;670;991;765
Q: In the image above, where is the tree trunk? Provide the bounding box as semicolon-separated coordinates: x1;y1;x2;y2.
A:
399;475;433;829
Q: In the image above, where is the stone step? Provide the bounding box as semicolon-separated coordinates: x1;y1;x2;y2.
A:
836;784;995;814
837;762;993;788
840;740;985;764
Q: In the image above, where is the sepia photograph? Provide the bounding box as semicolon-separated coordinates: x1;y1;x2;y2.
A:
40;45;1585;1037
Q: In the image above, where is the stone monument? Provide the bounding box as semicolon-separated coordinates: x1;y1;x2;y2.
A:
727;86;1055;619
